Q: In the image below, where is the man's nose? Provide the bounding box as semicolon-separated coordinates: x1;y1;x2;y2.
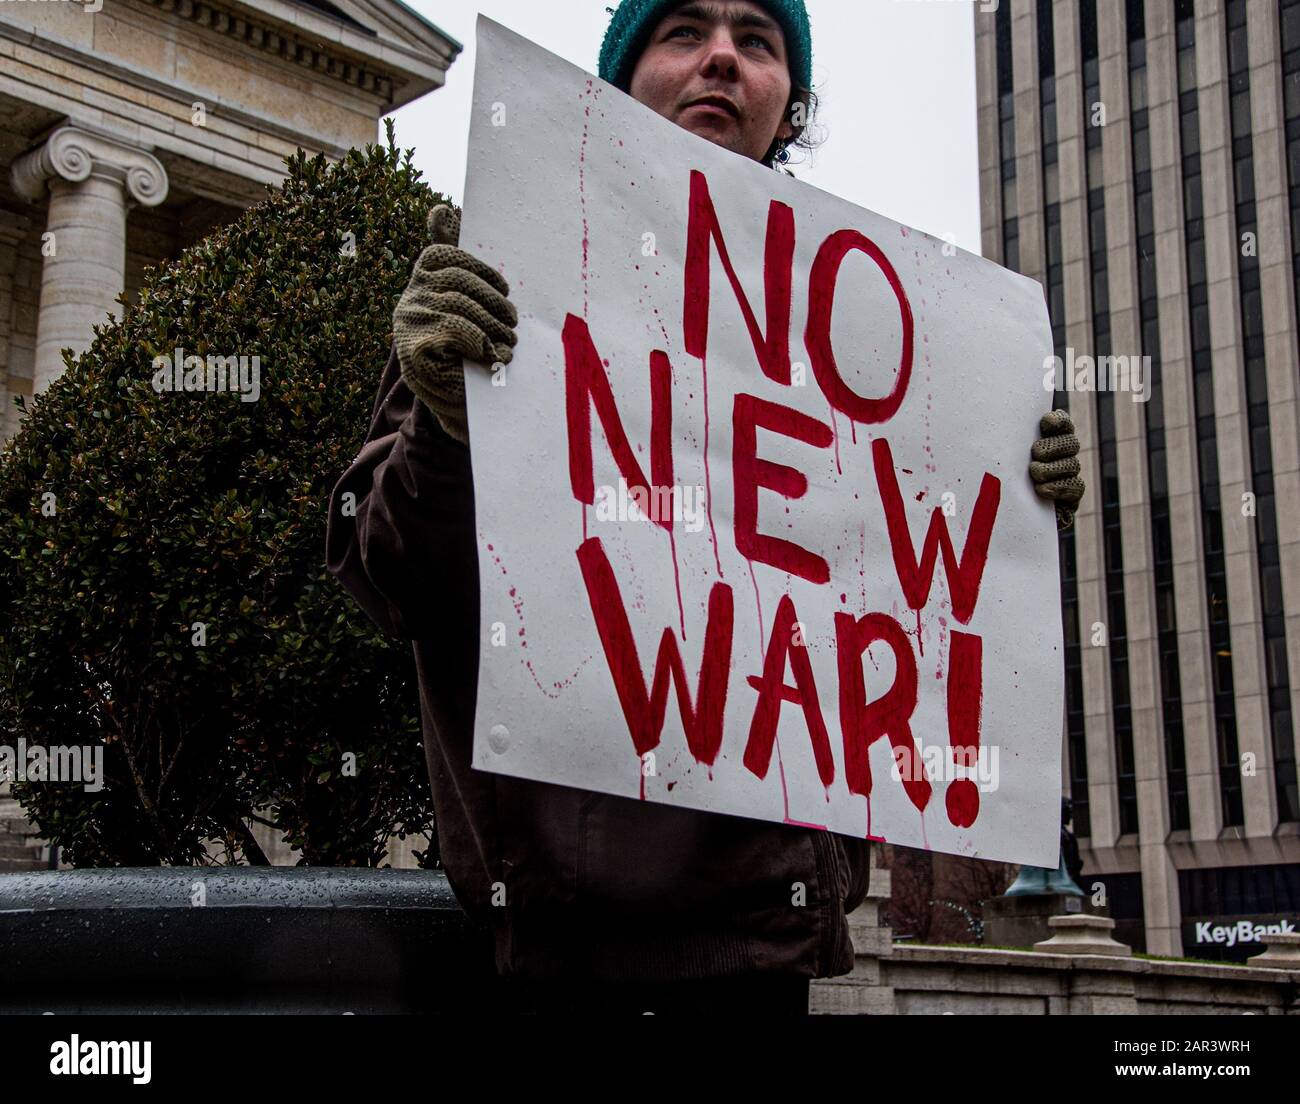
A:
698;29;741;81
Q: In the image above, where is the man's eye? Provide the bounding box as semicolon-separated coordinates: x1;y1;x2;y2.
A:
667;24;772;51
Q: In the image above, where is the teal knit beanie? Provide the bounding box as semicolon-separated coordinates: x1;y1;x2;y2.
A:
598;0;813;94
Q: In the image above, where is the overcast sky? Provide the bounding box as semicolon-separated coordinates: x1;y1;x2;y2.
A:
389;0;983;253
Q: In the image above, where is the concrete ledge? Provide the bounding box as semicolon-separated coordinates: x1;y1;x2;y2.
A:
892;942;1300;981
871;942;1300;1014
0;868;494;1013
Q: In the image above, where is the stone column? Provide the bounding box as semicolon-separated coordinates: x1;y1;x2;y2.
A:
0;220;25;442
10;124;167;394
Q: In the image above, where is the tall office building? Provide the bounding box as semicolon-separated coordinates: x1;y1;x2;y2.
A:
976;0;1300;959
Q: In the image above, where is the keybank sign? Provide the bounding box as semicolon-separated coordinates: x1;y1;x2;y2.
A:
1192;917;1295;947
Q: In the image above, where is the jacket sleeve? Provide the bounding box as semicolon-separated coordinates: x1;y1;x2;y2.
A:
326;343;476;641
843;838;874;914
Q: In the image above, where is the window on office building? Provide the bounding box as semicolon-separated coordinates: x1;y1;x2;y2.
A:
1226;0;1297;823
1285;0;1300;323
1035;0;1088;838
1083;0;1138;835
998;1;1017;267
1178;0;1245;827
1129;0;1191;832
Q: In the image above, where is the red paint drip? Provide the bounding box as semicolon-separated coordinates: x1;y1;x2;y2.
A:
700;353;723;576
866;793;886;841
578;80;594;318
774;735;790;821
668;527;686;641
746;559;764;649
935;614;950;684
485;538;590;698
771;742;829;829
651;304;672;352
828;401;842;475
859;524;867;609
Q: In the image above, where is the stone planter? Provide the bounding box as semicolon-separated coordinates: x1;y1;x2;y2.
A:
0;867;495;1013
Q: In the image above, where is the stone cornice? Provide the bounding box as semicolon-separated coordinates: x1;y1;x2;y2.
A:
137;0;424;102
11;124;169;207
0;20;353;166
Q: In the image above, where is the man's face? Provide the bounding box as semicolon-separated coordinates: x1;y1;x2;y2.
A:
627;0;796;163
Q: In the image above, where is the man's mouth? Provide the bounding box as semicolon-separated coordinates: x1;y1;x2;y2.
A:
683;95;740;121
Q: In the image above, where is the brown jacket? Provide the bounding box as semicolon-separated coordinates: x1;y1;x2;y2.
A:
326;344;872;981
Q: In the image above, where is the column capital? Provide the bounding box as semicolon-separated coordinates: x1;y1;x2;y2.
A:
11;123;168;208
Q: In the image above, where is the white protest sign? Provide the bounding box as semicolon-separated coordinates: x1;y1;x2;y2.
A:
461;16;1063;867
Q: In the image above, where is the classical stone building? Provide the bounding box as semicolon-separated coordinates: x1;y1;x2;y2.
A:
1;0;459;440
0;0;459;866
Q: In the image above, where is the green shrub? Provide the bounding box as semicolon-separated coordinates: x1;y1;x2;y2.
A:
0;125;442;867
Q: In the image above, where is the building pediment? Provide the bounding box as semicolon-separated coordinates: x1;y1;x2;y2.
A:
134;0;461;109
0;0;460;206
295;0;463;57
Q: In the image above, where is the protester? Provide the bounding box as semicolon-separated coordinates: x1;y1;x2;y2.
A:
327;0;1085;1016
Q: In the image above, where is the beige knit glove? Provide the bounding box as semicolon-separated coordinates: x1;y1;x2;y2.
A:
1030;409;1087;531
393;203;518;446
